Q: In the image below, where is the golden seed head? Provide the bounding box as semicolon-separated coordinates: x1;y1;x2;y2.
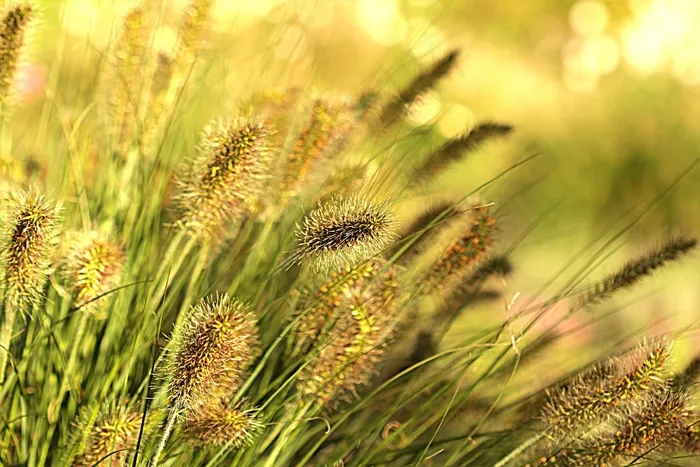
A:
166;294;259;414
103;7;148;153
0;2;35;115
292;197;397;272
72;405;142;467
376;49;459;129
238;88;300;148
174;118;274;239
2;189;60;309
183;399;263;448
296;258;401;406
541;340;671;440
280;98;354;202
575;235;697;311
554;390;693;466
62;230;124;314
175;0;213;66
424;205;495;293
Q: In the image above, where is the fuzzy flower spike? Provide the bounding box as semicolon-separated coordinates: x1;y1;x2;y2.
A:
0;189;60;381
153;294;259;466
175;118;274;240
63;230;124;315
0;2;36;116
289;196;397;272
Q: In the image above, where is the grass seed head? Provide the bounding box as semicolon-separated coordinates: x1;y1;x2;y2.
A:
541;340;671;440
0;2;36;115
62;230;124;315
377;49;459;129
103;7;148;154
175;0;213;68
72;404;142;467
541;390;693;466
292;197;397;272
183;399;263;448
166;294;259;414
2;189;60;309
672;355;700;390
414;121;514;186
574;235;697;311
175;118;274;239
423;205;496;293
296;258;401;406
280;99;355;202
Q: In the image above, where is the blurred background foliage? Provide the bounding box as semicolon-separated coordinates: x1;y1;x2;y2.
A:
14;0;700;392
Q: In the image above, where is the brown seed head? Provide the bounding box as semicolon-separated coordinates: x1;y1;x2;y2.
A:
296;258;402;406
291;197;397;272
2;189;60;309
72;405;142;467
423;205;495;293
541;341;671;440
0;3;36;115
183;399;263;448
166;294;258;414
63;230;124;314
280;99;354;202
414;122;513;186
174;118;274;239
376;49;459;129
574;235;697;311
541;390;693;466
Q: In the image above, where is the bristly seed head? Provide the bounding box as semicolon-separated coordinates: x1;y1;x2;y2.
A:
165;294;258;415
62;230;124;315
376;49;459;129
541;340;671;440
280;98;354;202
538;390;693;466
2;189;60;310
72;404;142;467
574;235;697;311
423;205;495;293
183;399;263;448
0;3;35;115
291;197;397;272
174;118;274;239
295;258;402;406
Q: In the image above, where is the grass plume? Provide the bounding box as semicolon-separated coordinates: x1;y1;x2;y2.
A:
413;122;514;185
183;400;263;448
174;118;274;239
0;2;35;115
574;235;697;311
289;197;397;272
296;258;401;406
71;404;142;467
377;49;460;129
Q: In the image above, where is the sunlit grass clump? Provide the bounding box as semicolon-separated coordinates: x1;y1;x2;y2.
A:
0;2;698;467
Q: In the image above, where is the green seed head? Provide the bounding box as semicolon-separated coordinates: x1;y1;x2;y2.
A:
175;118;274;239
165;294;259;414
2;189;60;310
292;197;397;272
72;404;142;467
280;98;354;202
0;2;36;115
296;258;402;406
62;230;124;315
183;399;263;448
423;205;496;293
